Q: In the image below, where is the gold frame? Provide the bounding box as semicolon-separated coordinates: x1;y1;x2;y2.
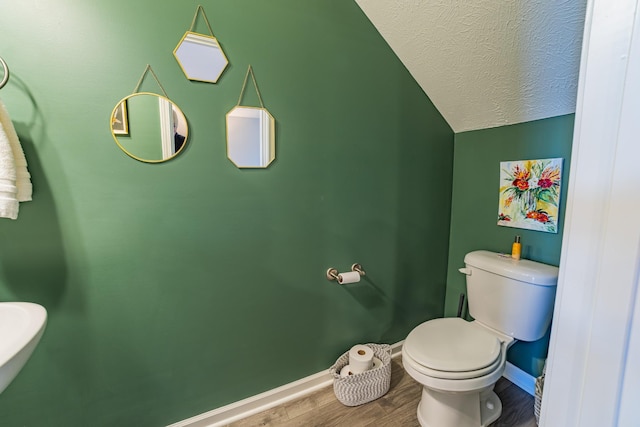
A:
225;105;276;169
173;31;229;84
109;92;189;164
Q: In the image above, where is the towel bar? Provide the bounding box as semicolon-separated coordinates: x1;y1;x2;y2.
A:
0;56;9;90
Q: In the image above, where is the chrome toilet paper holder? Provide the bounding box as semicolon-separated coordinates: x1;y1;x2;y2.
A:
326;263;366;281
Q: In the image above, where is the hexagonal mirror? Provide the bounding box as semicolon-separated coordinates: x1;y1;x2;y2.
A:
226;106;275;168
110;93;189;163
174;32;229;83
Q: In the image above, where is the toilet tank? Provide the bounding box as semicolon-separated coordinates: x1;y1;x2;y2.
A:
462;250;559;342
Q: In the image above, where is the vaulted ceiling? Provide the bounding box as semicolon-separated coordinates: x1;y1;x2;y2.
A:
355;1;587;133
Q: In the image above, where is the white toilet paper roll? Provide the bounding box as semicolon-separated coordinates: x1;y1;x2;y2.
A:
371;357;383;370
349;344;374;374
338;271;360;284
340;365;354;377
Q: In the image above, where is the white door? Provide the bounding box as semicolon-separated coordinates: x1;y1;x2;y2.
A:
541;0;640;426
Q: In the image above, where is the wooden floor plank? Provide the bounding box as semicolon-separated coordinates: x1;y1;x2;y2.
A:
490;382;537;427
226;358;537;427
282;386;336;420
281;399;388;427
227;405;289;427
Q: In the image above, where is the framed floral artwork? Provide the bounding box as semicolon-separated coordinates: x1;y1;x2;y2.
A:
498;158;563;233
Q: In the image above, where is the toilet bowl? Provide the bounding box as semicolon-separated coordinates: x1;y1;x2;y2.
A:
402;250;559;427
402;318;514;427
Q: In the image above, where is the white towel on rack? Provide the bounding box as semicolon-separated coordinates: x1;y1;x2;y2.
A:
0;99;31;202
0;98;32;219
0;119;18;219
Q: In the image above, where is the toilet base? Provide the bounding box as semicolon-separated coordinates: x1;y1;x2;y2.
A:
416;385;502;427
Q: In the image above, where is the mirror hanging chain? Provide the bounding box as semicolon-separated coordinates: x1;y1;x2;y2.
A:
190;5;216;37
237;65;265;108
133;64;169;97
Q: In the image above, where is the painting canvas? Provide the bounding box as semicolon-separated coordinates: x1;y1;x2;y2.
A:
498;158;563;233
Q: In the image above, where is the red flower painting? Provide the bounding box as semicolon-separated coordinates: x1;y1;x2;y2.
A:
498;158;563;233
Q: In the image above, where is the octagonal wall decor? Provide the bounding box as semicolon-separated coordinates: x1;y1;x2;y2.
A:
226;106;275;168
226;65;276;169
174;32;229;83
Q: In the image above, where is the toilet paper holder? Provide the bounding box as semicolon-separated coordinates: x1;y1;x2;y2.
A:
326;263;366;281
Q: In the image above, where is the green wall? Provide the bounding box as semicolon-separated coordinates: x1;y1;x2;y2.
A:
445;114;575;377
0;1;453;426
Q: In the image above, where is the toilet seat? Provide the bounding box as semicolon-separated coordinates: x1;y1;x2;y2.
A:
404;349;502;380
404;318;502;380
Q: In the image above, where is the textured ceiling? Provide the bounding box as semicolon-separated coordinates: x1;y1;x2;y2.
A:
355;0;587;133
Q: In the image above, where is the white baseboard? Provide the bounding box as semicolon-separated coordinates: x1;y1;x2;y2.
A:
503;361;536;396
168;341;404;427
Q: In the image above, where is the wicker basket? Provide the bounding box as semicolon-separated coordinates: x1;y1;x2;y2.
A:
329;343;392;406
534;362;546;425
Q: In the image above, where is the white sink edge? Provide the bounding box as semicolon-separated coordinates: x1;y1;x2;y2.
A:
0;302;47;394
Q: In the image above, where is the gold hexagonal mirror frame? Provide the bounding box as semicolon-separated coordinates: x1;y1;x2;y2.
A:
174;32;229;84
174;6;229;84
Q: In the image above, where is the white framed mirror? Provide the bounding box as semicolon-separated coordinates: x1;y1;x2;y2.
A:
174;32;229;83
226;106;275;168
110;92;188;163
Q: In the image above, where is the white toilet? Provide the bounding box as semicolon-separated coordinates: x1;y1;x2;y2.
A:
402;250;558;427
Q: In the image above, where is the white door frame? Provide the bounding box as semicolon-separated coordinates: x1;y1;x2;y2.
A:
159;97;174;159
541;0;640;426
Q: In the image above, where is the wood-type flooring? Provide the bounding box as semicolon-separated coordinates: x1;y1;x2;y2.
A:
227;359;538;427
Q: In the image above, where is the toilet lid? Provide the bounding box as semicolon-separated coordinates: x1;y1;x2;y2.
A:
404;318;501;372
